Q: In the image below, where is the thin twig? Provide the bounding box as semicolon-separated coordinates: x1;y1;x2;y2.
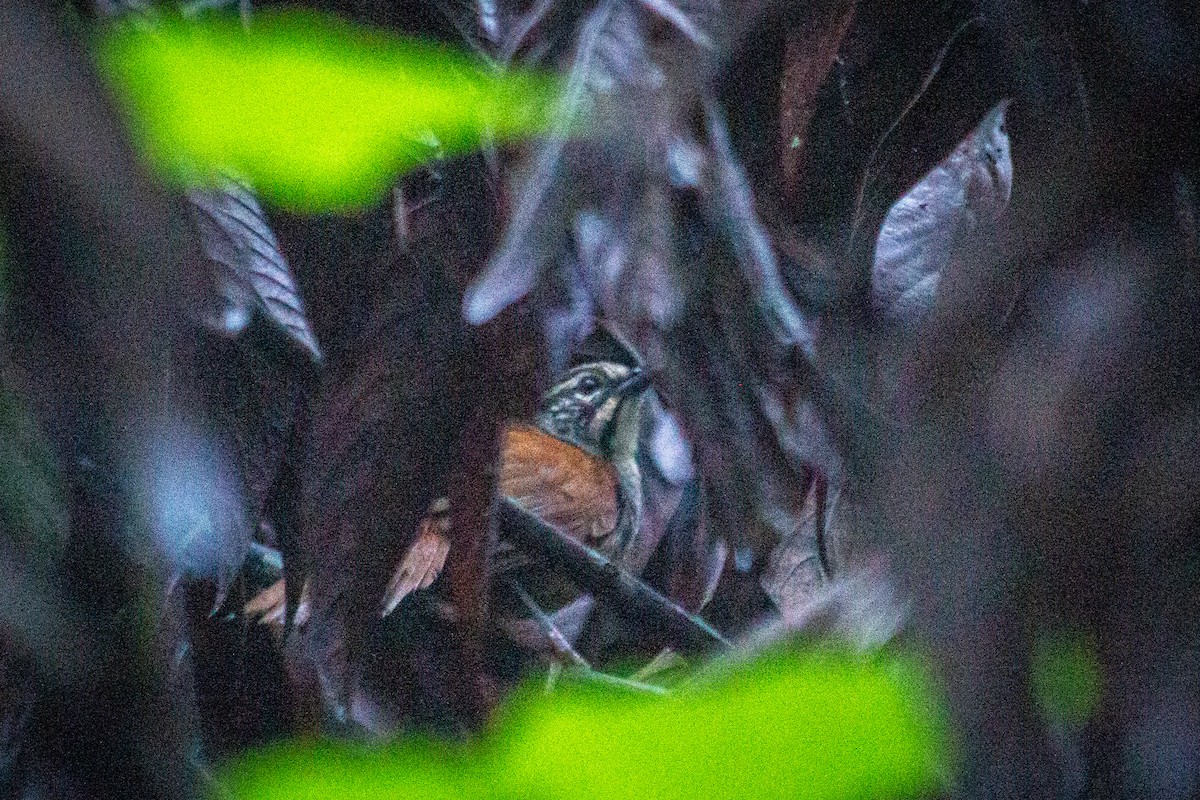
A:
634;0;714;50
812;472;831;580
508;579;591;669
579;670;668;695
430;0;495;62
500;0;558;64
543;660;563;693
511;580;667;695
240;501;732;654
631;648;682;681
499;498;732;652
847;16;982;253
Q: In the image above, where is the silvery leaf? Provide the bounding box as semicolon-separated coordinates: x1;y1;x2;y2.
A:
872;100;1013;325
188;181;322;363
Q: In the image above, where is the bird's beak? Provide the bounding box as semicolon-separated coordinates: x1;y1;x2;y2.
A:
614;368;652;398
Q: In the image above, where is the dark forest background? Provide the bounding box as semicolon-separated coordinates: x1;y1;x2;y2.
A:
1;0;1199;798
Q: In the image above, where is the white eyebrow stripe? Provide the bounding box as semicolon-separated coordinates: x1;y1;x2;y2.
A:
542;361;632;405
588;396;621;439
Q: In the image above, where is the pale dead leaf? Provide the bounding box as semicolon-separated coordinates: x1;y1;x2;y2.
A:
380;505;451;617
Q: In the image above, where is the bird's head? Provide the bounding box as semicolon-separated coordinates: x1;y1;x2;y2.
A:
536;361;652;461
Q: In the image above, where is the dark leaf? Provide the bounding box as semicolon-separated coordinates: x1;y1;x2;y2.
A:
0;378;68;566
188;181;323;364
282;198;472;719
463;0;666;326
0;1;210;795
777;0;856;201
706;101;816;357
760;478;831;618
0;372;78;687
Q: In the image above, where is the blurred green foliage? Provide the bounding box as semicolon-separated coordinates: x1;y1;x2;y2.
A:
222;650;950;800
95;12;564;211
1031;630;1103;728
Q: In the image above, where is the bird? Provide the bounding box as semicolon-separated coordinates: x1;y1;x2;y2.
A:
383;359;652;614
245;358;653;624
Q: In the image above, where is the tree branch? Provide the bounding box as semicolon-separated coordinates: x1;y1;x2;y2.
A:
498;499;732;652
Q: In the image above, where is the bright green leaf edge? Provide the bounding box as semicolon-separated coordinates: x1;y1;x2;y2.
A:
95;11;568;212
220;649;953;800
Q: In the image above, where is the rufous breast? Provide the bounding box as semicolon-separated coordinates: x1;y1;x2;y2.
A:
499;423;620;546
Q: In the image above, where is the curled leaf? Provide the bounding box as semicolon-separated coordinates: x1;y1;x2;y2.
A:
872;99;1012;324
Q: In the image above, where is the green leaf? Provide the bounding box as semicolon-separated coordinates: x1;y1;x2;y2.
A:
221;741;489;800
220;650;951;800
1032;630;1102;727
95;12;564;211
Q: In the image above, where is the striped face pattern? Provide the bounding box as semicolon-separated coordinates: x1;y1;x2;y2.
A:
534;361;643;458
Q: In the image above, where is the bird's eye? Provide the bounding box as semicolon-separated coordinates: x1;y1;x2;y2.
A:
577;375;600;393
